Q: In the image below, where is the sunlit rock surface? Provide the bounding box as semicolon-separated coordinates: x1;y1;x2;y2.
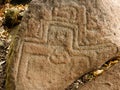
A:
6;0;120;90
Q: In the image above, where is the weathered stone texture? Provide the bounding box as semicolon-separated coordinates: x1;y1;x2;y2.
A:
6;0;120;90
78;62;120;90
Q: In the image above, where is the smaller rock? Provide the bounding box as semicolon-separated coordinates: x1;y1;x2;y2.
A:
93;69;104;77
3;4;28;29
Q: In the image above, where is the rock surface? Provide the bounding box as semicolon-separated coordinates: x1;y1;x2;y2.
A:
5;0;120;90
78;62;120;90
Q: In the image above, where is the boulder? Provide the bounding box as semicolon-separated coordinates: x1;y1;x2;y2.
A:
5;0;120;90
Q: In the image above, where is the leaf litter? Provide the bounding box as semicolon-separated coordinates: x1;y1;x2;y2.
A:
0;3;28;90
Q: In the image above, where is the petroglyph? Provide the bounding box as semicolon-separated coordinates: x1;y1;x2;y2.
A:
5;0;120;90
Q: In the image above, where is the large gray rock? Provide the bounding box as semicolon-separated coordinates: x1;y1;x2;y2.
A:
5;0;120;90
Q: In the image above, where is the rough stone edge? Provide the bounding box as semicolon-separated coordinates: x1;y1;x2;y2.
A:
5;26;21;90
5;1;30;89
4;1;38;89
5;13;28;89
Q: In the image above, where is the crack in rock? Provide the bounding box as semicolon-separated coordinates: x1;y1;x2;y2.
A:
66;56;120;90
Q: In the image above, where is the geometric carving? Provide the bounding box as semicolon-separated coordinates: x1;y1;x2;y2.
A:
24;4;87;61
15;4;88;90
25;4;86;48
7;1;119;90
